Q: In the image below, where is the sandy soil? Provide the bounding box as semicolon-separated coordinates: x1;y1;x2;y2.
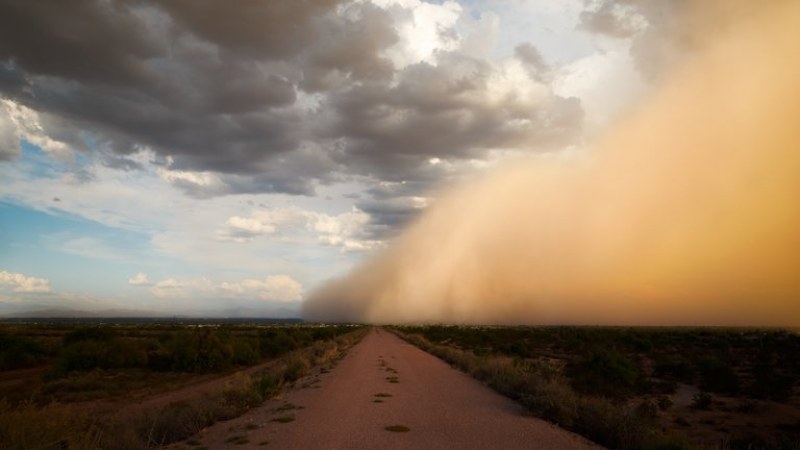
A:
171;328;602;449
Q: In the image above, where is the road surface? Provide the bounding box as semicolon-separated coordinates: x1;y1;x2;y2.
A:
179;328;601;449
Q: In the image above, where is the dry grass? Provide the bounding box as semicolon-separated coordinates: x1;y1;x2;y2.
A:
395;331;666;450
0;328;367;449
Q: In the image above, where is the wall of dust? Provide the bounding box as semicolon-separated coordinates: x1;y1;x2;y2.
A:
302;2;800;326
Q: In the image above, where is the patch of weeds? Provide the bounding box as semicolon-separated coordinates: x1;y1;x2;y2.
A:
245;423;259;430
186;437;202;446
373;399;384;403
275;402;301;412
386;376;399;383
271;415;295;423
258;440;269;446
374;393;393;398
226;435;250;445
385;425;410;432
691;391;713;410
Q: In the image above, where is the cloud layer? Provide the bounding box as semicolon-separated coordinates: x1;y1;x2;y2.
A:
303;1;800;326
0;0;582;207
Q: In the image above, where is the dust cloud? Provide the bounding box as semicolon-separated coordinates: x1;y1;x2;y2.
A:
303;2;800;326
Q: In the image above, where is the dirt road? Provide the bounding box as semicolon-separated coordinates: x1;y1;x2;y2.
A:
179;328;600;449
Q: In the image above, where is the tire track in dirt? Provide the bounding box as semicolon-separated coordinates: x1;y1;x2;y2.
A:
170;328;602;449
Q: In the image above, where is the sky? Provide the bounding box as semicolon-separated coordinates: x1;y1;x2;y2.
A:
2;0;793;321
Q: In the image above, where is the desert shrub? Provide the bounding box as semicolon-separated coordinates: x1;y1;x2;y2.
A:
136;401;207;446
520;379;578;427
258;329;296;357
63;327;117;345
56;336;148;373
0;400;101;450
254;372;282;398
0;331;46;370
751;350;795;402
698;357;738;394
232;338;260;365
642;436;692;450
654;356;694;383
691;391;713;409
58;340;112;372
167;329;234;372
283;353;311;382
502;341;530;358
570;349;641;398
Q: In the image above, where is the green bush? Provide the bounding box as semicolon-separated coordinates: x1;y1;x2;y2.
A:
569;350;641;398
698;357;738;394
0;331;46;370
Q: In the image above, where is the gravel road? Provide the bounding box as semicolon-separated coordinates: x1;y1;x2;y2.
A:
181;328;602;449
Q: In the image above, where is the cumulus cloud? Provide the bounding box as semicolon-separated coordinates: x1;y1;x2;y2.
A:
219;275;303;303
128;272;151;286
321;50;582;180
215;208;299;243
307;207;381;251
0;99;71;160
216;206;381;250
0;270;52;293
0;0;587;216
150;275;303;302
150;277;213;299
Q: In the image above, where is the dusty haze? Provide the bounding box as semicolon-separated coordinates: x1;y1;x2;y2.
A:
303;2;800;326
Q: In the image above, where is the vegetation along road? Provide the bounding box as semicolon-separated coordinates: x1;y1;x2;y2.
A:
172;327;600;449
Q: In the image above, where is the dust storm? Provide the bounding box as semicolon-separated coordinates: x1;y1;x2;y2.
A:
303;2;800;326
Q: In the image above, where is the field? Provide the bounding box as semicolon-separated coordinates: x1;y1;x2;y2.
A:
2;322;798;450
393;326;800;450
0;320;366;449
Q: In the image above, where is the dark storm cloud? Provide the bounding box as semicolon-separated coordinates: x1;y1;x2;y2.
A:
298;2;397;92
0;0;161;86
159;0;341;59
322;51;583;182
356;196;426;236
0;0;350;181
0;0;583;212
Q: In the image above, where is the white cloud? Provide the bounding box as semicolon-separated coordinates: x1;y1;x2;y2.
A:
306;207;382;251
128;272;151;286
0;270;52;293
369;0;462;68
0;99;71;160
149;277;212;299
150;275;303;303
219;275;303;303
553;41;647;130
216;208;304;243
216;206;380;251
